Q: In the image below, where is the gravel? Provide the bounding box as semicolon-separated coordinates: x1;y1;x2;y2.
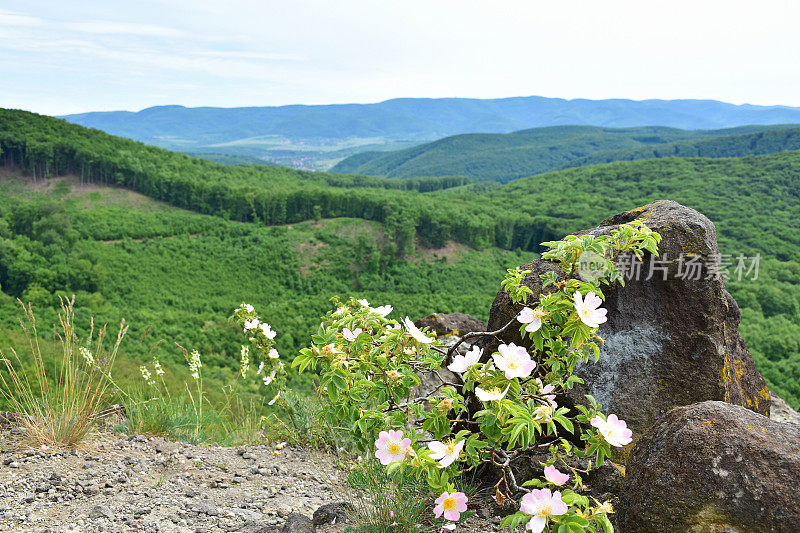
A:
0;426;509;532
0;428;348;532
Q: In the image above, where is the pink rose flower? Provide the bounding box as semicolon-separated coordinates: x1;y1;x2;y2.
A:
574;291;608;329
590;413;633;447
374;429;411;465
520;489;568;533
493;343;536;379
433;491;469;521
543;464;570;486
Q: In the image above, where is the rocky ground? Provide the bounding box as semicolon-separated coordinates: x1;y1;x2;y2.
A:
0;424;503;533
0;426;347;533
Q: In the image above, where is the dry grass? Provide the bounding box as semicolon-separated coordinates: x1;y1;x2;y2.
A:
0;296;127;448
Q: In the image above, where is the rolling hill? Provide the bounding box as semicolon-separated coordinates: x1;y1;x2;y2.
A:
59;96;800;170
1;108;798;408
332;124;800;183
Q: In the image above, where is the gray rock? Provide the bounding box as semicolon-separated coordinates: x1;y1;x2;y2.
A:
312;502;353;525
618;400;800;532
89;505;114;520
414;313;487;338
192;501;219;516
769;393;800;426
281;513;315;533
132;506;151;517
485;201;770;446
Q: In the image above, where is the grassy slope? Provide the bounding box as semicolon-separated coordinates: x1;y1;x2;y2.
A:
333;125;800;183
0;174;536;406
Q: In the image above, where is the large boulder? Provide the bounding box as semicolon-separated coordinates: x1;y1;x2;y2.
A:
770;393;800;426
485;201;770;449
618;401;800;532
414;312;487;338
412;312;486;401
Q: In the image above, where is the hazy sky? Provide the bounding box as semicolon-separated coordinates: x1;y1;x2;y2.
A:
2;0;800;115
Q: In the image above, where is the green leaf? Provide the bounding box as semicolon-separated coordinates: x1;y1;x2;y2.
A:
554;415;574;433
598;514;614;533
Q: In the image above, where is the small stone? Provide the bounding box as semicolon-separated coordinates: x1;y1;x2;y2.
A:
133;507;151;517
89;505;113;520
192;501;218;516
313;502;353;525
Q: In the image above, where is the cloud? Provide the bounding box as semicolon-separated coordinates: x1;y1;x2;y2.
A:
193;50;307;62
0;7;306;84
3;0;800;115
0;10;42;27
63;20;186;38
0;9;184;38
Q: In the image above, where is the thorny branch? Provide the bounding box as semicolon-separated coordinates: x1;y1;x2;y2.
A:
444;317;518;365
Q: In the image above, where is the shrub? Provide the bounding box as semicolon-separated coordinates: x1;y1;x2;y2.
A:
239;221;660;532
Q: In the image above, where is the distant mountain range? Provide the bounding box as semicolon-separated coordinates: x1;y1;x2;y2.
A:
332;124;800;182
59;96;800;170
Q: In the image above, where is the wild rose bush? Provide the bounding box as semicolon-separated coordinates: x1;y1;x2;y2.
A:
238;221;660;533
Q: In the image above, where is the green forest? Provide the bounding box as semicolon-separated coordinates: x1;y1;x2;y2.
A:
1;109;798;409
332;124;800;183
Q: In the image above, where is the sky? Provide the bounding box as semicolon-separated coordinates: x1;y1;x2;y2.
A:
2;0;800;116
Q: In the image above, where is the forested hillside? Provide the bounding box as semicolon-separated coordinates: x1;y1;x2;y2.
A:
60;98;800;171
0;174;534;406
333;125;800;183
1;109;798;407
62;97;800;148
0;110;496;251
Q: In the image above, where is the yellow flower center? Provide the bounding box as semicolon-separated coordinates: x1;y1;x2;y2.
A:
538;503;552;518
581;308;591;319
533;309;545;320
445;441;456;454
387;442;402;455
442;497;456;512
322;343;342;355
599;501;614;514
489;387;501;395
506;360;517;369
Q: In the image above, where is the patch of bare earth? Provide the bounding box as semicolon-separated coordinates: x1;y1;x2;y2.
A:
416;241;468;264
296;241;330;277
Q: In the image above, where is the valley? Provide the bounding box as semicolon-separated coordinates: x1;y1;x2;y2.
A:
1;109;799;410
